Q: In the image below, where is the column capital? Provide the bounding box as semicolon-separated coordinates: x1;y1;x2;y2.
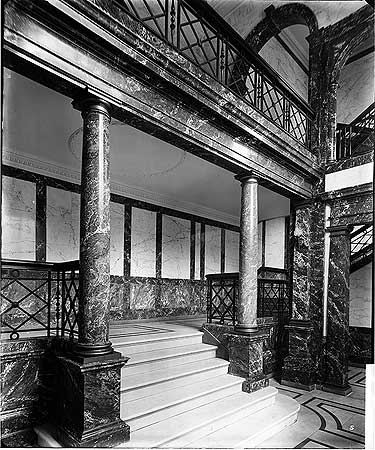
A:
326;225;353;236
234;171;259;184
72;92;111;119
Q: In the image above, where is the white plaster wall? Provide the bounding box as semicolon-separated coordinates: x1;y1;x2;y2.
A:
162;215;190;279
46;187;80;262
195;223;201;279
325;163;373;192
350;263;372;328
259;36;308;101
205;225;221;275
130;208;156;277
225;230;239;272
110;202;124;276
1;176;36;260
264;217;285;268
337;52;374;124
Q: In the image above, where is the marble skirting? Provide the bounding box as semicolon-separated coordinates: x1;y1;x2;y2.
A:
348;326;373;365
110;276;207;320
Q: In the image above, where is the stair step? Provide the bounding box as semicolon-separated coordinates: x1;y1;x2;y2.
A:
122;343;217;376
184;394;300;448
123;374;243;431
113;331;203;354
124;386;278;448
122;358;230;401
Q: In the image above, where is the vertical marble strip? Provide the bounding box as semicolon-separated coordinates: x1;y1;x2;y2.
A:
220;228;225;273
190;221;195;280
123;204;132;278
156;212;162;279
257;222;263;268
284;216;290;270
195;222;201;280
262;220;266;266
200;223;205;280
35;181;47;262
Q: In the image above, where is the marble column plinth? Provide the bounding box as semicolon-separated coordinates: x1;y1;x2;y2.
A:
234;173;259;333
73;95;113;357
281;320;316;390
226;330;268;393
322;226;352;396
51;351;130;447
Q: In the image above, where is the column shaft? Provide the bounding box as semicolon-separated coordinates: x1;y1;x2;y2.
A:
74;96;112;357
236;174;258;332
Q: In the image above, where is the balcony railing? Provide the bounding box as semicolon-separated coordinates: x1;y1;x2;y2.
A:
1;259;79;340
336;102;374;160
206;269;290;326
119;0;313;147
350;224;373;273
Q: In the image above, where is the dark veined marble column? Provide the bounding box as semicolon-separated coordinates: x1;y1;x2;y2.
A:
322;225;352;396
234;173;259;333
73;95;113;357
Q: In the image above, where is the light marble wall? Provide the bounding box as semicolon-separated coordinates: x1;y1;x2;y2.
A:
130;207;156;277
46;187;80;262
1;176;36;260
337;53;374;124
110;202;124;276
258;222;263;268
349;262;372;328
195;223;201;279
259;37;308;101
325;163;373;192
205;225;221;275
264;217;285;269
225;230;239;272
162;215;190;279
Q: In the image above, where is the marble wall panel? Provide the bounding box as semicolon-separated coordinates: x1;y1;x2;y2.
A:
225;230;239;272
264;217;285;269
109;276;126;320
195;223;201;280
337;53;374;124
110;202;124;276
130;208;156;277
159;279;206;314
205;225;221;275
349;262;372;328
2;176;36;260
259;37;308;101
46;187;80;262
129;277;157;310
161;215;190;279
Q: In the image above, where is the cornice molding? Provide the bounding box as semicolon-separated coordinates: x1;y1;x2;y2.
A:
2;150;240;226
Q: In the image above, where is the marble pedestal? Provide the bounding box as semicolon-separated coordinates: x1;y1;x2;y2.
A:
51;351;129;447
281;320;316;390
226;330;268;393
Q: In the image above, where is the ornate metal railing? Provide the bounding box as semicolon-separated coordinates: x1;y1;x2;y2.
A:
350;224;373;272
1;260;79;340
206;270;290;326
336;103;374;160
119;0;313;147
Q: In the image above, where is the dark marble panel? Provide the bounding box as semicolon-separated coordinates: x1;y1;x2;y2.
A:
258;268;287;280
348;327;373;365
36;181;47;262
326;147;373;173
330;190;373;227
109;276;126;321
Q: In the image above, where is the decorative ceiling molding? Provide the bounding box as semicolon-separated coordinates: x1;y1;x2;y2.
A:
2;150;240;226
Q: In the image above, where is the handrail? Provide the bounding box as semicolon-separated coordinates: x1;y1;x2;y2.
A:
350;102;375;127
118;0;313;147
2;259;79;270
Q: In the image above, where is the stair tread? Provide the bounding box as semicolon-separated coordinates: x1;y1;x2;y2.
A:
184;394;300;448
122;358;229;391
112;330;203;348
126;386;278;448
122;374;243;420
123;343;217;366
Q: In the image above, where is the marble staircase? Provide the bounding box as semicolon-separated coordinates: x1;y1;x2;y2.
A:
111;320;300;448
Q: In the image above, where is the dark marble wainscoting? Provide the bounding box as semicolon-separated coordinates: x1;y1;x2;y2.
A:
0;338;50;445
349;326;373;366
109;276;207;320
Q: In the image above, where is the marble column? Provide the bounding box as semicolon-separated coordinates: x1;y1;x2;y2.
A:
322;225;352;395
234;173;259;333
73;95;113;357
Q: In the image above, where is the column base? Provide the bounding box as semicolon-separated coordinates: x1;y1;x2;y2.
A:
73;341;114;357
322;383;352;396
226;330;268;393
234;324;258;333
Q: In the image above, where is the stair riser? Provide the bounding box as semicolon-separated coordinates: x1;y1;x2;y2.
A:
123;349;217;376
122;365;229;402
114;334;203;354
124;381;243;431
161;395;276;448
